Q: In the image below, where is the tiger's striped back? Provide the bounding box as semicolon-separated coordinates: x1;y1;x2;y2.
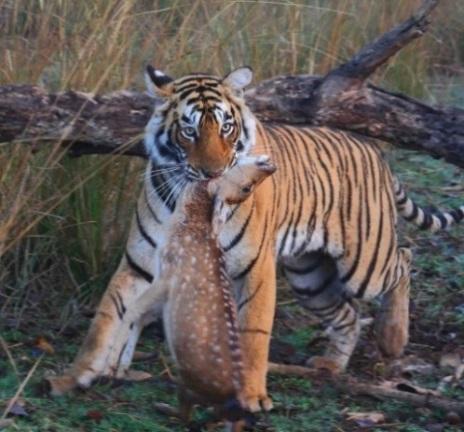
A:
225;123;401;300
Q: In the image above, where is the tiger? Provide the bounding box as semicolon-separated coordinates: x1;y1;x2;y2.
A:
49;66;464;412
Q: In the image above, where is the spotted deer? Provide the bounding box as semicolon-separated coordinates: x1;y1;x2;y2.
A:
135;155;276;429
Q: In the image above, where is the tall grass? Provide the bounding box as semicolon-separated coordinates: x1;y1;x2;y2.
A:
1;0;463;327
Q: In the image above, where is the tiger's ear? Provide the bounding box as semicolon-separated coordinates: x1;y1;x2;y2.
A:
222;66;253;91
145;65;174;97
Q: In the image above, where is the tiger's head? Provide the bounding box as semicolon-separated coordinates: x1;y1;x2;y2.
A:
144;65;256;181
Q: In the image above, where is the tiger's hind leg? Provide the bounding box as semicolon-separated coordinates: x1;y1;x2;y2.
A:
284;253;360;373
375;247;412;358
308;298;361;373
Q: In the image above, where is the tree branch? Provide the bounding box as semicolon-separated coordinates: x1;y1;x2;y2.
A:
1;0;463;168
330;0;439;81
0;85;148;158
268;363;464;417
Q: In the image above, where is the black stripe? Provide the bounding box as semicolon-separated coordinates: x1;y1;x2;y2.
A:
186;95;223;105
436;212;448;228
378;170;397;279
110;293;124;320
198;85;222;96
135;207;157;249
346;139;359;186
317;129;344;168
278;222;293;257
364;143;378;204
232;217;268;280
155;126;165;139
333;316;357;332
181;114;192;123
177;81;219;93
267;126;293;231
343;147;353;222
175;75;219;86
356;206;384;298
379;220;396;277
225;203;241;222
177;83;198;93
450;208;464;223
379;267;393;295
115;341;128;372
284;256;324;275
355;139;371;241
281;128;305;253
337;165;347;253
308;300;344;319
403;201;419;221
396;194;408;206
125;251;153;283
179;86;222;100
340;183;364;284
418;211;433;230
237;281;263;312
312;131;334;165
144;187;161;224
166;133;185;163
179;88;197;100
332;305;352;328
312;134;335;233
115;291;127;316
158;143;180;161
223;204;254;252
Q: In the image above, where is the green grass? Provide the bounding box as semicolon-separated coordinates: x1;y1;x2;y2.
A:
2;0;464;310
1;154;463;429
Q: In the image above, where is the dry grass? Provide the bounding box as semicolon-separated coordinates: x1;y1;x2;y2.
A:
0;0;463;323
0;2;464;431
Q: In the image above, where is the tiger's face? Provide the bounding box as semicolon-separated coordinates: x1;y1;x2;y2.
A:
144;66;256;181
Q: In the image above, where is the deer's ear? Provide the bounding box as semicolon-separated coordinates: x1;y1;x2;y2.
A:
207;179;220;198
222;66;253;91
255;155;277;174
145;65;174;97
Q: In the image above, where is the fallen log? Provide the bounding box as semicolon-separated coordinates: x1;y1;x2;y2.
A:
268;362;464;418
1;0;463;168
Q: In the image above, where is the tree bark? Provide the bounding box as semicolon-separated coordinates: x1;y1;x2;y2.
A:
1;0;463;168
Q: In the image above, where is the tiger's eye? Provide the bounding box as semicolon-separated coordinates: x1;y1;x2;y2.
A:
221;123;234;134
241;185;252;194
182;126;196;138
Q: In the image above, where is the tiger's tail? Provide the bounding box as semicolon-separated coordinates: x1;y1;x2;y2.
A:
393;177;464;232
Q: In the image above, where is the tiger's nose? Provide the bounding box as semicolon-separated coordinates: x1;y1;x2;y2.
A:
203;168;224;179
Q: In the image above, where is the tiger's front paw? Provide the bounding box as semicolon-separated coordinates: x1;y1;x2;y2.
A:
240;392;273;413
46;374;78;396
305;356;344;375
